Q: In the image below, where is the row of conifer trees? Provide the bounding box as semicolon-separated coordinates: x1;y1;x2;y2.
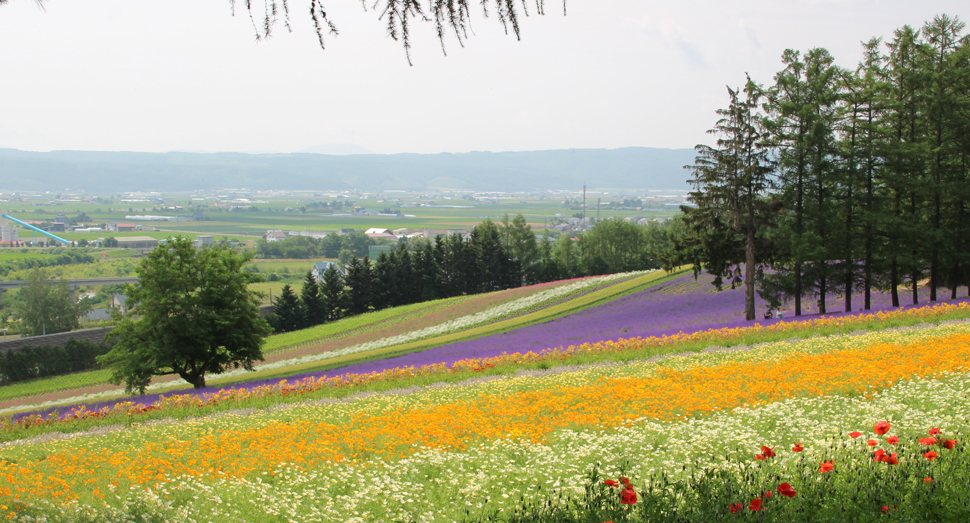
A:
673;14;970;320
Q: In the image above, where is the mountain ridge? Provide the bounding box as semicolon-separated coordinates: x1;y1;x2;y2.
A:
0;147;696;193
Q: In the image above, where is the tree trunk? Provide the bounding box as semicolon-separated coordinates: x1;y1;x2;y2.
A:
911;270;919;305
819;272;827;315
891;259;900;307
745;230;756;321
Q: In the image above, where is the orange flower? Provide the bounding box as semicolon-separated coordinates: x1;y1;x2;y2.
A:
819;460;835;473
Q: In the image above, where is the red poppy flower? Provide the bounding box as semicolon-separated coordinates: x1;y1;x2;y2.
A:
749;499;762;511
729;503;743;513
874;421;891;435
754;453;766;461
604;480;618;488
867;439;878;447
791;443;804;452
919;437;938;446
619;476;630;486
758;446;776;459
777;483;797;498
761;491;773;500
888;453;899;465
849;431;863;438
942;439;956;450
881;505;896;514
924;450;939;461
873;448;886;460
886;436;899;445
620;486;637;505
924;477;933;483
929;428;942;435
819;460;835;473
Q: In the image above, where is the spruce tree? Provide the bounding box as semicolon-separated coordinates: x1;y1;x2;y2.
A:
685;76;778;321
272;284;305;333
319;265;345;322
300;270;325;327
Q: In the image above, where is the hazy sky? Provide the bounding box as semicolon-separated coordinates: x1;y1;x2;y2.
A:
1;1;967;155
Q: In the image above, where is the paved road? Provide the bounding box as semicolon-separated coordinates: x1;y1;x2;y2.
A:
0;277;139;290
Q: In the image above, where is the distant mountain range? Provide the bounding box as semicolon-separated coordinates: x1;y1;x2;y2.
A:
0;147;697;193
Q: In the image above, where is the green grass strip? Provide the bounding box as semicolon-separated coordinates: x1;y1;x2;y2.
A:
262;296;468;354
0;368;113;401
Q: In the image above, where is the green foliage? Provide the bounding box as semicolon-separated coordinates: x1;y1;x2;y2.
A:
13;268;92;336
320;264;346;322
271;284;305;333
0;339;111;384
579;219;672;275
0;249;95;277
97;237;272;392
256;231;380;259
300;271;325;326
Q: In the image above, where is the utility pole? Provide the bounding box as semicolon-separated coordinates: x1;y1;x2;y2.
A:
582;184;586;223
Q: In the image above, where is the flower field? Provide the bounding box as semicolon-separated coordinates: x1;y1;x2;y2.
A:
0;272;640;416
1;311;969;521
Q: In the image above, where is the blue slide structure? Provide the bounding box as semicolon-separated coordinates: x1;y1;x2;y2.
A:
2;214;71;245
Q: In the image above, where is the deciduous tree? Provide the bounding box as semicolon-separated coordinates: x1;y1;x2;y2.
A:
97;237;272;392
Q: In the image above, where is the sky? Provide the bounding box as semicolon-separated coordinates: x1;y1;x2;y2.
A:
0;0;967;155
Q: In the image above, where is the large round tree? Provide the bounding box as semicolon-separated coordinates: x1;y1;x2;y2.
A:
98;236;272;393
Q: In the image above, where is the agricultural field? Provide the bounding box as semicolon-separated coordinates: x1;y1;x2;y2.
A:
0;268;969;521
5;193;677;242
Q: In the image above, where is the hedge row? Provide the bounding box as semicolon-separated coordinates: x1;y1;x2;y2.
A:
0;339;111;384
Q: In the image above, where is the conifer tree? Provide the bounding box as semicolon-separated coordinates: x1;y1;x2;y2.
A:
685;77;778;321
272;284;305;333
319;265;345;322
300;270;325;327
